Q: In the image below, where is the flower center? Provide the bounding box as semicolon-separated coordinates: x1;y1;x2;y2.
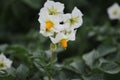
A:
61;39;67;49
45;20;54;31
113;9;118;15
48;7;58;15
0;61;5;69
70;17;78;26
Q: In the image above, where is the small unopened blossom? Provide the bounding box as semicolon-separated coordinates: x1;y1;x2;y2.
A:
107;3;120;20
0;53;12;70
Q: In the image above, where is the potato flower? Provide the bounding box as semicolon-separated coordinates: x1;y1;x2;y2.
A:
39;15;60;37
107;3;120;20
0;53;12;70
50;30;76;49
38;0;83;48
39;0;64;16
67;7;83;30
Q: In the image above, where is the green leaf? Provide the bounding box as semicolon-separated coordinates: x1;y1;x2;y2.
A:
16;64;29;80
99;60;120;74
70;59;88;75
71;79;81;80
83;73;104;80
97;44;117;58
7;67;16;77
54;69;82;80
22;0;42;9
5;45;29;54
83;50;99;68
83;44;117;69
5;45;30;65
0;44;8;52
0;75;14;80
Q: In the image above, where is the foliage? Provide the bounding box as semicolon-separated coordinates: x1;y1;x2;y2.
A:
0;0;120;80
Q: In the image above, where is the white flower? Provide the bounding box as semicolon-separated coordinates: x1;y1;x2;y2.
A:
50;30;76;48
39;14;60;37
107;3;120;20
0;53;12;70
39;0;64;16
38;0;83;48
67;7;83;29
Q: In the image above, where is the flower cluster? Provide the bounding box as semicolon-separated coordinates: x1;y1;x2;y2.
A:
0;53;12;70
107;3;120;20
38;0;83;49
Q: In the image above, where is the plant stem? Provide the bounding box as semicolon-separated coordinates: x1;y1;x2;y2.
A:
46;43;56;80
50;50;54;65
47;72;51;80
46;47;55;80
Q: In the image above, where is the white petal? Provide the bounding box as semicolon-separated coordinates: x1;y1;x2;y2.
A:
50;32;65;44
44;0;64;14
50;37;57;44
75;16;83;28
4;59;12;68
40;29;54;37
68;30;76;41
44;0;55;8
0;53;6;61
72;7;83;17
54;2;64;13
54;14;70;31
107;3;120;20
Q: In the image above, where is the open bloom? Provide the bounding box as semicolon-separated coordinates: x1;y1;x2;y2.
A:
50;30;76;48
39;14;64;37
107;3;120;20
39;0;64;16
0;53;12;70
67;7;83;30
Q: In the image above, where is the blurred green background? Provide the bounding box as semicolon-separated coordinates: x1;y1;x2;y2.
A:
0;0;120;80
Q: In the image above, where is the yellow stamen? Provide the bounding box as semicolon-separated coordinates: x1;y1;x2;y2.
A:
0;61;5;69
113;9;118;15
48;7;58;15
45;20;54;31
70;17;78;26
61;39;67;49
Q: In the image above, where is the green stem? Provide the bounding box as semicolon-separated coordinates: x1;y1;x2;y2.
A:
46;71;52;80
50;50;54;65
46;43;56;80
46;47;55;80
